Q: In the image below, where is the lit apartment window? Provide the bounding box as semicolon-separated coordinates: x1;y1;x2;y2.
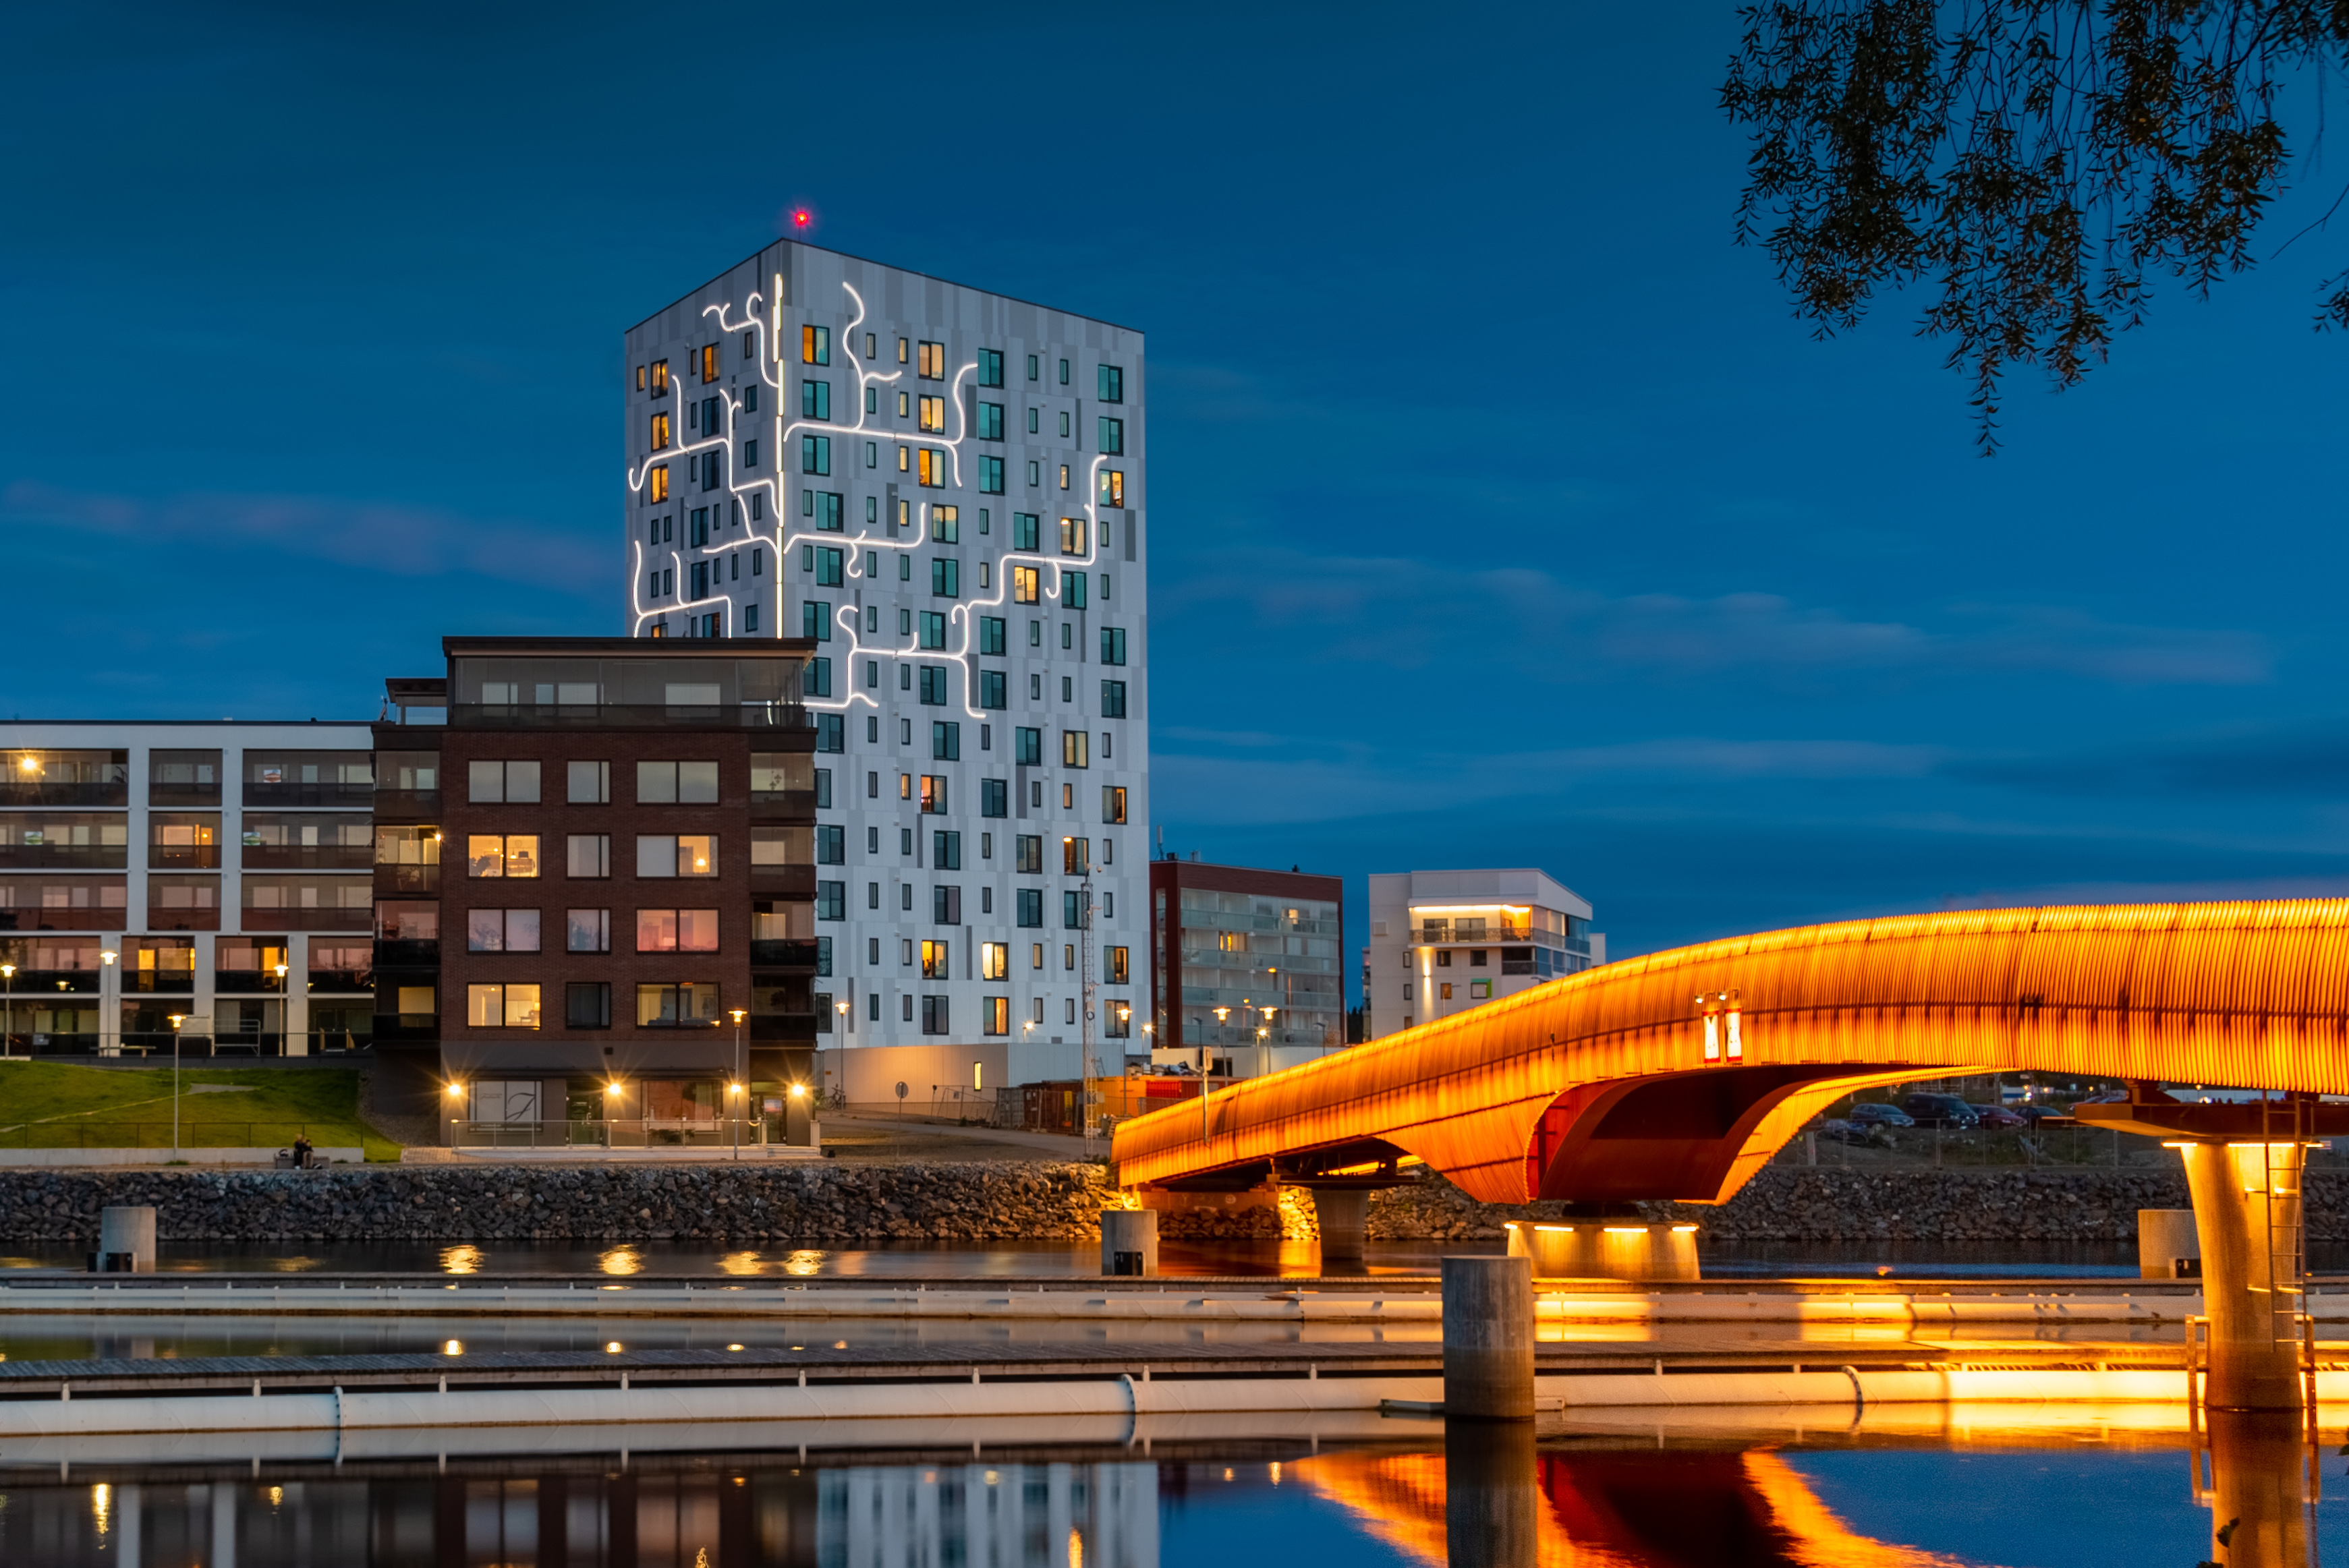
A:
648;464;669;503
802;324;830;365
700;344;719;382
1013;566;1040;605
917;341;944;380
931;504;958;542
983;995;1009;1035
465;836;540;879
917;447;946;488
1058;464;1069;490
1102;784;1127;823
635;834;718;877
1098;469;1125;506
466;983;541;1028
918;395;944;432
982;941;1009;980
650;412;670;451
1062;731;1089;769
651;359;669;394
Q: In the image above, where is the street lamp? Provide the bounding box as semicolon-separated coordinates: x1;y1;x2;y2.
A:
99;949;117;1059
1;961;13;1060
728;1008;747;1159
274;962;290;1057
1212;1006;1229;1080
167;1014;186;1156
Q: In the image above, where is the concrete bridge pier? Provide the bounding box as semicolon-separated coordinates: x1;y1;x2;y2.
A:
1507;1220;1699;1282
1306;1186;1370;1268
2182;1140;2309;1413
91;1206;155;1274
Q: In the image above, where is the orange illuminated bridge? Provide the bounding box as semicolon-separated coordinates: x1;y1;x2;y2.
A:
1111;900;2349;1204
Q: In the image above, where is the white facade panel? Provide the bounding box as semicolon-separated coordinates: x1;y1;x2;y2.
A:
621;243;1148;1057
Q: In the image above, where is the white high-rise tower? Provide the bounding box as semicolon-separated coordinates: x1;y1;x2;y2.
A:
622;241;1148;1076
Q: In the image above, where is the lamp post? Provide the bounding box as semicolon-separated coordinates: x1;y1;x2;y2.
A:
99;949;116;1059
1262;1006;1278;1080
168;1014;186;1156
728;1008;747;1158
446;1079;465;1148
1;960;14;1060
273;961;290;1057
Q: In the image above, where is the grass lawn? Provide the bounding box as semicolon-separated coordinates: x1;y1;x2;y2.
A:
0;1062;400;1160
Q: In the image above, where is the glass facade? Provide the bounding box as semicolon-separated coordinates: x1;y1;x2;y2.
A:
1176;888;1343;1050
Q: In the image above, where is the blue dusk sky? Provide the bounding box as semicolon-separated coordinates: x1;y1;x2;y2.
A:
6;3;2348;972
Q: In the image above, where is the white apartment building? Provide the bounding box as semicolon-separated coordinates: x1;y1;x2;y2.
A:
622;241;1147;1072
1365;869;1604;1037
0;722;376;1057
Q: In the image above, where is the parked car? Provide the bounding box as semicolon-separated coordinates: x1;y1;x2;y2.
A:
1847;1103;1916;1128
1901;1093;1981;1129
1972;1104;2028;1129
2012;1103;2074;1125
1814;1117;1894;1149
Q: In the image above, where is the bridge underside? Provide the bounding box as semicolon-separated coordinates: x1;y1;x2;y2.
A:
1112;900;2349;1204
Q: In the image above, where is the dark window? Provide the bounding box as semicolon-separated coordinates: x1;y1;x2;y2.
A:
802;379;830;420
978;402;1003;440
982;779;1008;817
1013;513;1040;552
801;434;830;475
932;721;960;761
1098;416;1124;455
1100;627;1127;666
979;670;1007;709
806;490;843;530
978;616;1006;656
1016;888;1043;928
978;348;1004;387
565;982;611;1028
816;880;845;921
1101;679;1127;718
814;714;843;753
1015;834;1042;874
922;994;949;1035
816;825;844;864
1015;728;1042;766
803;658;832;698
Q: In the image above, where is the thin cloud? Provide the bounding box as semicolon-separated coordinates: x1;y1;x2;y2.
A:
1158;548;2271;687
3;481;605;597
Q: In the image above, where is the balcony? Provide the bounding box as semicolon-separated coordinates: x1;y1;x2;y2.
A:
373;1012;440;1042
374;863;441;896
749;789;819;822
147;783;223;808
148;846;221;869
215;971;295;995
749;864;816;896
0;844;128;871
243;781;372;809
749;938;820;968
0;969;100;995
123;970;196;994
143;906;221;933
307;967;374;993
750;1012;819;1043
448;701;809;730
374;938;441;969
0;782;127;809
244;906;371;933
244;846;372;871
372;789;441;820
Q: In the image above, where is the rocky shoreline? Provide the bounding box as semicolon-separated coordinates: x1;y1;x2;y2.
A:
0;1163;2335;1246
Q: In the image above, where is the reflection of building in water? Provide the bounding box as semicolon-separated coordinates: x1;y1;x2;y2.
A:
0;1469;821;1567
821;1462;1157;1568
1296;1447;1980;1568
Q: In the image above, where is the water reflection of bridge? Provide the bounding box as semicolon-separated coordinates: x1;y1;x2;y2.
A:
1298;1444;1980;1567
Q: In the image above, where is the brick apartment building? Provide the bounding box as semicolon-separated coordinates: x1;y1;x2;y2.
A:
372;637;822;1135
